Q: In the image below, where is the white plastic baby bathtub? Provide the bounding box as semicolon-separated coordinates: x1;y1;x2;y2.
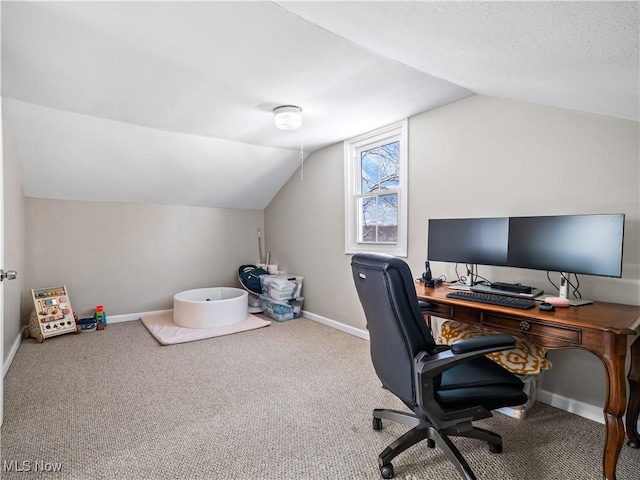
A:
173;287;248;329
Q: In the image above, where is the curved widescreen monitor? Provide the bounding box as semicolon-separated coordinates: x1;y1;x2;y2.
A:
427;217;509;266
507;214;625;278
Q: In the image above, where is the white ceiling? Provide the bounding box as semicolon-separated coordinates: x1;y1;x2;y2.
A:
2;1;638;209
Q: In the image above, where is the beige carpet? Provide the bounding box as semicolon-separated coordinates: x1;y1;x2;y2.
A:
2;318;639;479
141;312;270;345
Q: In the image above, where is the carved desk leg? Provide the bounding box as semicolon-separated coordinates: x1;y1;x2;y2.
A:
626;336;640;448
597;332;628;480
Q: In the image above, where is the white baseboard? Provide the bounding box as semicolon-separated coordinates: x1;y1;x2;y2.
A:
107;309;173;324
3;333;22;378
302;310;369;340
538;389;605;424
539;389;640;431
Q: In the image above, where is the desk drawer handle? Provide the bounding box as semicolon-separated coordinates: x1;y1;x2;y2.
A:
519;321;531;331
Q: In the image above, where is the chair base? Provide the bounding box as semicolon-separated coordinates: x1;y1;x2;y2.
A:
372;408;503;480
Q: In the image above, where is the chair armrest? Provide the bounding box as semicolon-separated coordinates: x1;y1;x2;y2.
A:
413;334;518;427
416;334;516;379
417;300;435;311
450;334;515;354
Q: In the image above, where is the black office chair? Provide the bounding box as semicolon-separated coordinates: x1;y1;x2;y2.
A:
351;253;527;480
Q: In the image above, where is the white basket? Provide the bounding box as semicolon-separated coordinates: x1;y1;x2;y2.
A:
260;274;303;300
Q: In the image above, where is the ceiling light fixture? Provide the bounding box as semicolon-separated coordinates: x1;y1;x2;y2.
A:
273;105;303;130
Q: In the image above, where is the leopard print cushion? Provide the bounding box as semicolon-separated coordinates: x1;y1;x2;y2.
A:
437;320;552;375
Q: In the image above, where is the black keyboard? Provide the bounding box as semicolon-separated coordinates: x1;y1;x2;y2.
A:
446;291;536;309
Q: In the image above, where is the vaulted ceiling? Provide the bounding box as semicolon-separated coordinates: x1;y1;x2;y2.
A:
2;2;638;209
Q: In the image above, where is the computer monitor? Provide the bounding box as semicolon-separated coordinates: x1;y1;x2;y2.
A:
427;217;509;266
507;214;625;278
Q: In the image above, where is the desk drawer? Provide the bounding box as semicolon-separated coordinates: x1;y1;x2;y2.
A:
482;313;581;344
426;303;454;319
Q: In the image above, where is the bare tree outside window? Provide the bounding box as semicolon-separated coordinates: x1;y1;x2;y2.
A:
360;141;399;243
344;119;407;256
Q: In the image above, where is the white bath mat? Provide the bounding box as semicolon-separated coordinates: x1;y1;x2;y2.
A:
141;312;270;346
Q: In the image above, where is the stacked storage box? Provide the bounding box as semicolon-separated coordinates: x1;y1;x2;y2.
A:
259;275;303;322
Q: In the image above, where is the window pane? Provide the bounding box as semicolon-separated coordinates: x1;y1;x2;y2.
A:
360;149;379;194
359;141;399;194
378;141;399;190
358;194;398;243
360;197;377;242
378;194;398;242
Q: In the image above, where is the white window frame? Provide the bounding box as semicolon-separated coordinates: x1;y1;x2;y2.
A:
344;119;408;257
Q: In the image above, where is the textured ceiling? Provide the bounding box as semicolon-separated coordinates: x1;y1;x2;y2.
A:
283;1;640;121
2;2;638;209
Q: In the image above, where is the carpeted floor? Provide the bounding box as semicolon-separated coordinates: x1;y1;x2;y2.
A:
2;318;638;479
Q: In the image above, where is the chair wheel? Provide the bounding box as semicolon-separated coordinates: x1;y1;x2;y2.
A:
380;464;394;479
373;417;383;430
489;442;503;454
427;439;436;448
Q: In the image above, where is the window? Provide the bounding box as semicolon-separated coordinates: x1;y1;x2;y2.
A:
344;120;408;256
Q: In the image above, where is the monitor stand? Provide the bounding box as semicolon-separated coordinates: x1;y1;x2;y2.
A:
447;264;477;291
559;272;593;306
466;264;477;287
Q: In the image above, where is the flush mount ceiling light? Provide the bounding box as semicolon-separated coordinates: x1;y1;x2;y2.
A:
273;105;303;130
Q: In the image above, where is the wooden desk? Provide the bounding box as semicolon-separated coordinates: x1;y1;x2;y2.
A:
415;282;640;480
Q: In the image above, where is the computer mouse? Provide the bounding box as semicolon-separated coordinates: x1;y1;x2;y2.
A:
539;302;555;312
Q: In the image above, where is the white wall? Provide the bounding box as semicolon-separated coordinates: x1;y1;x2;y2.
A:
24;199;263;319
263;142;365;327
265;94;640;409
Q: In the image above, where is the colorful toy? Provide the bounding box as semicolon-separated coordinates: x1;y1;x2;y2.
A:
77;315;98;332
94;305;107;330
23;286;79;343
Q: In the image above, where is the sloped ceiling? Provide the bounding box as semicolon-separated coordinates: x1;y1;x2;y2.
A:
2;1;638;209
